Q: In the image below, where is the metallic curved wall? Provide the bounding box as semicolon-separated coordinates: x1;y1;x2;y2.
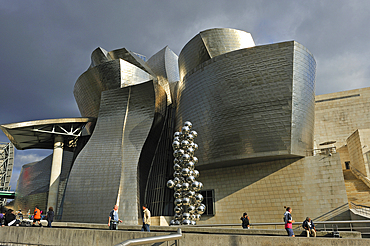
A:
176;41;316;169
62;81;167;224
178;28;255;81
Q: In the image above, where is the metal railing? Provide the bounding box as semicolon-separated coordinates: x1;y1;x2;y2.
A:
114;228;182;246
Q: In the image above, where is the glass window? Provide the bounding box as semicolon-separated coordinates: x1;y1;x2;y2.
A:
200;189;215;215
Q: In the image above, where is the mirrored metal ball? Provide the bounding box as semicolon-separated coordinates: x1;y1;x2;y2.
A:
173;163;181;172
174;206;182;214
182;126;190;134
182;219;191;225
187;205;195;214
192;156;198;164
173;136;181;142
173;171;181;178
184;121;192;129
174;183;182;192
198;182;203;191
174;198;182;206
172;141;180;150
181;140;190;149
190;130;197;138
182;197;190;206
191;181;199;190
181;168;190;177
195;194;204;203
173;177;181;185
182;212;191;220
185;134;194;142
185;147;195;156
182;153;191;162
182;182;190;191
193;143;198;151
191;220;196;225
173;150;179;158
174;192;182;199
196;205;205;215
174;214;182;220
174;220;181;225
174;132;181;138
167;180;175;189
186;161;195;170
186;175;195;183
178;149;185;157
193;170;199;178
173;158;180;165
194;214;201;221
186;190;195;198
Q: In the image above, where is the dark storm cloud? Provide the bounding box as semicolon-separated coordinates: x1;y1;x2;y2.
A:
1;0;369;190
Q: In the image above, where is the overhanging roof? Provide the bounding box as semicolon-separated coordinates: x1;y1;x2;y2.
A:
0;118;96;150
0;191;15;199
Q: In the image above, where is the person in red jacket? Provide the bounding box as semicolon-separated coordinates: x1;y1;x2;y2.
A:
33;205;42;227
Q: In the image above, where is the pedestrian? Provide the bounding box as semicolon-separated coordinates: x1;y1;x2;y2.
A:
284;206;295;237
108;205;122;230
33;205;42;227
4;209;20;226
302;217;316;237
141;204;151;232
47;207;54;228
240;212;250;229
0;212;4;227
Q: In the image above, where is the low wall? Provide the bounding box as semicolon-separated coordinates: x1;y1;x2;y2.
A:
0;225;363;246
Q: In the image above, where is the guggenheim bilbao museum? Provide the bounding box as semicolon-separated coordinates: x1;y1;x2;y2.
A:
2;28;370;225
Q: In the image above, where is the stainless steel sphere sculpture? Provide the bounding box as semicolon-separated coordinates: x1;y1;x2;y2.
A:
167;121;205;226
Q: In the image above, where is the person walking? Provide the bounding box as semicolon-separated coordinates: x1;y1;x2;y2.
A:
108;205;122;230
33;205;42;227
47;207;54;228
141;204;151;232
284;206;295;237
240;212;250;229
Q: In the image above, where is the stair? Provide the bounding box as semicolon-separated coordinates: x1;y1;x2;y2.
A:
343;170;370;207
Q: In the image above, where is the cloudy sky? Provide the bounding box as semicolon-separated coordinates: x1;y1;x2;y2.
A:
1;0;369;190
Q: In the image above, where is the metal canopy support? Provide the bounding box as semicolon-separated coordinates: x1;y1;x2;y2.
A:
0;142;14;206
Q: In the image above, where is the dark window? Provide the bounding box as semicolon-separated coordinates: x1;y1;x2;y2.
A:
345;161;350;170
200;189;215;215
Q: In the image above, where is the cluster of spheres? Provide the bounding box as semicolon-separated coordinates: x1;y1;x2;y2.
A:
167;121;205;225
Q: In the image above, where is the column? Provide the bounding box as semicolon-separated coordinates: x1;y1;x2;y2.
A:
47;135;64;213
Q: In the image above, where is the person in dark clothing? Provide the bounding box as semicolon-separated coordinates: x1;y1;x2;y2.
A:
4;209;20;226
47;207;55;228
240;212;250;229
302;217;316;237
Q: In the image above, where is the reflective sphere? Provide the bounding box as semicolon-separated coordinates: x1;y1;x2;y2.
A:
186;190;195;198
170;220;175;226
193;170;199;178
174;214;182;220
191;181;199;190
181;168;191;177
172;141;180;150
198;182;203;191
173;177;181;184
185;147;195;156
182;154;191;162
173;171;181;178
173;158;180;165
173;136;181;142
186;175;195;183
166;180;175;189
192;156;198;164
173;150;180;158
174;198;182;206
190;130;197;138
186;162;195;170
182;212;191;220
196;205;205;215
194;214;201;221
183;121;192;129
182;197;191;206
182;126;190;134
181;140;190;149
191;220;197;225
182;219;191;225
174;220;181;225
174;192;182;199
174;206;182;214
193;143;198;151
187;205;195;214
178;149;185;157
185;134;194;142
182;182;190;191
174;183;182;192
195;194;204;203
174;131;181;138
173;163;181;172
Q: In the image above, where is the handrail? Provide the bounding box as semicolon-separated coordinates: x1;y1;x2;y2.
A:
114;228;182;246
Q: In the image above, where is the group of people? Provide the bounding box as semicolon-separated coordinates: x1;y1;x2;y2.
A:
0;205;54;228
108;204;151;232
284;206;316;237
239;207;316;238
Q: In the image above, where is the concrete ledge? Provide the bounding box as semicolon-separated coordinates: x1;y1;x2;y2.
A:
0;227;366;246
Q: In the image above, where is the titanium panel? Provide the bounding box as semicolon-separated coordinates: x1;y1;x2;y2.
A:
176;41;316;169
62;80;167;224
178;28;255;81
147;46;180;105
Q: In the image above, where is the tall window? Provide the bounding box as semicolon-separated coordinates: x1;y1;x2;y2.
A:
200;189;215;215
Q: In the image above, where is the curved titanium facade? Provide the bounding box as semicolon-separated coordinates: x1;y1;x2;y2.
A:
62;81;167;224
178;28;255;81
176;41;316;169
